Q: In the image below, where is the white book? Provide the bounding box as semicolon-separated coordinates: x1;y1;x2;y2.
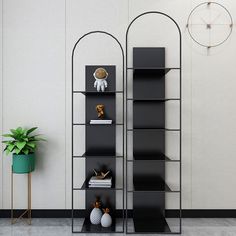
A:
89;183;112;186
89;184;112;188
89;176;112;182
89;182;112;186
89;181;112;184
90;120;112;124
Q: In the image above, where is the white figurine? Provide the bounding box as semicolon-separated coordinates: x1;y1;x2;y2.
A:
93;68;108;92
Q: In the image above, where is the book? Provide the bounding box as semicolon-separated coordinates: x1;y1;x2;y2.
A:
89;182;112;185
89;176;112;184
89;184;112;188
90;120;112;124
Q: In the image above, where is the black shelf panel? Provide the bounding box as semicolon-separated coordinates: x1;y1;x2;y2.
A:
81;217;116;233
81;152;120;158
73;91;123;95
127;128;180;131
127;98;180;101
129;182;179;192
73;181;122;191
73;123;123;126
127;67;180;70
73;154;123;159
127;67;180;75
127;154;180;162
133;216;171;233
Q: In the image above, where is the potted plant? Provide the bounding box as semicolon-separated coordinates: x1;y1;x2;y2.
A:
2;127;45;173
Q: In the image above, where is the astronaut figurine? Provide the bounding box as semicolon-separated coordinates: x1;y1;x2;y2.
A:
93;68;108;92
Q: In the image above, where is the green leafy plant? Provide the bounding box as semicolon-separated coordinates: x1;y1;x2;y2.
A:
2;127;45;155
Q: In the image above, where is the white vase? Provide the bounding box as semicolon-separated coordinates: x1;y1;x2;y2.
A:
90;207;102;225
101;212;112;227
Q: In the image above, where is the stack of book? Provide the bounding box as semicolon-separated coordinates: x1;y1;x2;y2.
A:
90;120;112;125
88;176;112;188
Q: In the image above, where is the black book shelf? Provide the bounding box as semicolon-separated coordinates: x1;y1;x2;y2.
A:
125;12;182;235
126;47;181;234
71;31;125;233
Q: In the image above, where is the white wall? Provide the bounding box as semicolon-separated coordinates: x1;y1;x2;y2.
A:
1;0;236;210
1;0;66;209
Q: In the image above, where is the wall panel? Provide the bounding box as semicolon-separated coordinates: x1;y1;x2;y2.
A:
2;0;66;209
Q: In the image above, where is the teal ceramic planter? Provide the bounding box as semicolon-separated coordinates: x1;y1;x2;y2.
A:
12;153;35;173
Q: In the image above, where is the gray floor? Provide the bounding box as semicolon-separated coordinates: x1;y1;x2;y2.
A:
1;218;236;236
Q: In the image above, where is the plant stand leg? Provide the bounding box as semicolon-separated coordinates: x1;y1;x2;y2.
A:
11;167;32;225
11;166;13;224
28;172;32;225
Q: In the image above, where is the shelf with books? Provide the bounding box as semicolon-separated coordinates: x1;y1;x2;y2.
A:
74;179;122;191
72;46;125;233
74;184;122;191
73;154;123;159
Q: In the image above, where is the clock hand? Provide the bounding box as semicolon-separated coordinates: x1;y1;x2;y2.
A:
201;17;211;29
201;17;208;25
211;13;221;24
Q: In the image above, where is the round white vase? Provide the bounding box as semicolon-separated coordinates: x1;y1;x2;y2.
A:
90;207;102;225
101;212;112;227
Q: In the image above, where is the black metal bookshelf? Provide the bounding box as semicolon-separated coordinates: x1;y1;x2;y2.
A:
126;12;182;234
72;31;125;233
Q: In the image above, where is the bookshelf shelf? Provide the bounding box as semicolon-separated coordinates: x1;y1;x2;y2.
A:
126;44;181;233
127;67;180;75
127;154;180;162
73;154;123;159
73;91;123;95
72;31;125;233
127;98;180;101
133;216;171;233
73;123;123;126
81;218;116;233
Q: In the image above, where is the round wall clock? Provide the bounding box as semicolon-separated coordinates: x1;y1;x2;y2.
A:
186;1;233;49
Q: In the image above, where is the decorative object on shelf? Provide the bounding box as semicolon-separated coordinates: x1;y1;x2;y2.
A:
93;67;108;92
101;208;112;227
90;200;102;225
90;120;112;125
93;169;110;179
186;1;233;50
2;127;46;173
96;104;105;119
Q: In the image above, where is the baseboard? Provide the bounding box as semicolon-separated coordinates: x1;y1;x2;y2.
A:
1;209;236;218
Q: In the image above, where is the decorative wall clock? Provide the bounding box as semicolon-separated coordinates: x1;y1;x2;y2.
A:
186;1;233;49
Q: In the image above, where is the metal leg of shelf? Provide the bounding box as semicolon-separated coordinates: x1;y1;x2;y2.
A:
11;167;32;225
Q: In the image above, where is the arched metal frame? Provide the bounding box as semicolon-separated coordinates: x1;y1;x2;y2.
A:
71;31;125;233
125;12;182;234
186;2;233;48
